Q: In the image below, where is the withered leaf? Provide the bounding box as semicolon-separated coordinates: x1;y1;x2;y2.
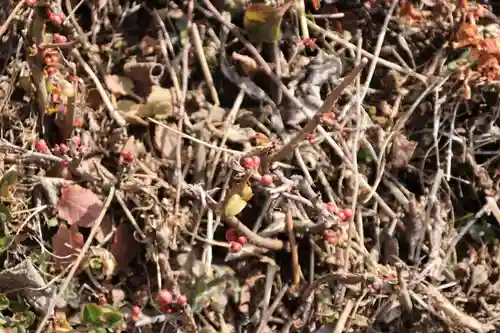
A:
57;184;103;227
52;224;84;269
154;123;179;160
110;222;139;270
390;133;417;168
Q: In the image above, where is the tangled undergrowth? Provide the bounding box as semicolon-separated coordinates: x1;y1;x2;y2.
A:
0;0;500;332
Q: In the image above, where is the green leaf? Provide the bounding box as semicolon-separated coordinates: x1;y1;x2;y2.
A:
102;311;123;329
10;324;27;333
0;294;9;311
243;3;291;43
0;203;11;224
81;303;102;325
0;236;12;250
174;19;188;46
15;311;35;327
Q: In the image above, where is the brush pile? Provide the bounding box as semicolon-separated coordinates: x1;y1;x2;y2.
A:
0;0;500;332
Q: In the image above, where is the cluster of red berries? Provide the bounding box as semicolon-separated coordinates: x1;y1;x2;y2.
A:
156;289;187;313
53;33;67;44
119;151;134;165
225;228;247;253
325;202;353;221
242;155;260;169
47;8;65;25
25;0;37;5
323;229;339;244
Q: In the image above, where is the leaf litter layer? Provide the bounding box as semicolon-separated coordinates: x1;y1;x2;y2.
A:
0;0;499;332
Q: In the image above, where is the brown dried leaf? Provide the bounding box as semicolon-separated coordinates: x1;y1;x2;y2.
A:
110;222;139;270
154;123;179;160
105;75;135;96
57;184;103;227
52;224;84;269
454;21;478;48
398;0;423;22
231;52;260;74
390;134;417;169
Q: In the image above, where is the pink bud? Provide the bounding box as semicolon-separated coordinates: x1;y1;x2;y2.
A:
343;208;353;219
71;136;81;146
34;139;48;152
326;202;336;213
53;33;67;43
177;295;187;305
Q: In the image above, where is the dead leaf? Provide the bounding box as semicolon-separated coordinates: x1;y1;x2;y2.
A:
57;184;103;227
226;126;257;143
398;0;423;22
390;134;417;169
454;21;478;48
477;38;500;56
52;224;84;269
110;222;139;270
143;86;175;118
231;52;259;74
105;75;135;96
154;123;179;160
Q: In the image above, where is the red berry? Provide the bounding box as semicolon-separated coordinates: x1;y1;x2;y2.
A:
131;306;141;320
260;174;273;186
157;289;173;306
53;33;67;43
120;151;134;163
50;54;60;64
50;13;63;25
323;229;336;244
45;66;57;75
230;241;242;253
61;159;69;167
343;208;353;219
73;119;83;127
225;228;237;242
326;202;336;213
44;55;53;65
237;236;247;245
335;211;346;220
26;0;37;5
242;156;254;169
58;143;69;154
177;295;187;305
34;139;48;152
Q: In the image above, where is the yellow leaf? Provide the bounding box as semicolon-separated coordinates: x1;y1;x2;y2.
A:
243;3;291;43
240;183;253;201
225;194;247;217
0;166;19;200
